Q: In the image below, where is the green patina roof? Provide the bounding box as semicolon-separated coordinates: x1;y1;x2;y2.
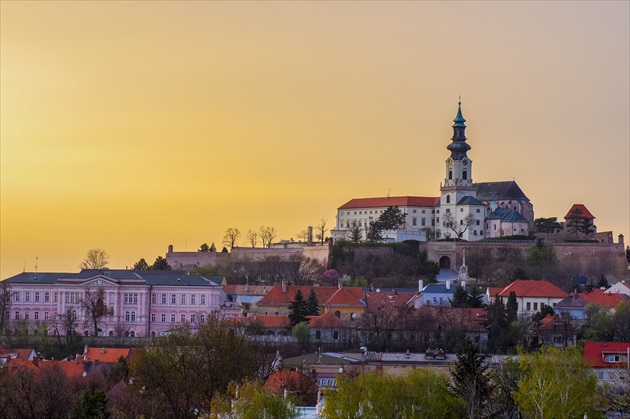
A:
452;101;466;127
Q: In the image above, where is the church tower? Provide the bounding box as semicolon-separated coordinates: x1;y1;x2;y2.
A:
438;101;484;241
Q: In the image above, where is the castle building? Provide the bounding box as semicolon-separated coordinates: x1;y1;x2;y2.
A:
332;102;533;242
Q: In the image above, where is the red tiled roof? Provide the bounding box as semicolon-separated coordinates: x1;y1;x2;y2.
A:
84;347;131;364
326;287;365;307
364;291;411;311
257;286;357;307
222;285;271;296
339;196;439;210
498;280;568;299
486;287;504;299
579;289;629;307
238;315;290;328
564;204;595;220
584;342;630;368
265;370;318;394
309;312;344;328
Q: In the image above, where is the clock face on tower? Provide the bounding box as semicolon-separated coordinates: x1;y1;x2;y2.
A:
448;158;453;166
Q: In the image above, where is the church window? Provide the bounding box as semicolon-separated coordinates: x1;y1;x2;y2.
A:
446;195;450;203
463;170;467;180
449;171;453;180
460;208;464;212
460;220;463;225
476;220;480;225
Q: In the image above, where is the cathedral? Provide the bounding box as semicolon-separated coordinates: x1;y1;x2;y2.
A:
332;102;533;242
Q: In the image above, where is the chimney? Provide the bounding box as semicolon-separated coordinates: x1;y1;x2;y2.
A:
446;281;450;290
418;280;423;292
282;280;287;293
619;234;624;246
32;358;39;367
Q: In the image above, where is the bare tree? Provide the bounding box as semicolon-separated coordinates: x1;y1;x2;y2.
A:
79;286;113;337
346;220;363;242
0;281;12;333
296;229;310;243
316;217;328;245
79;248;109;270
222;228;241;250
442;212;476;239
246;229;258;248
259;226;277;248
53;309;78;343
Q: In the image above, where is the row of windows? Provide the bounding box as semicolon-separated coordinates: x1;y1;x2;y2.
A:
151;313;207;324
153;293;208;305
14;291;57;303
12;311;52;320
11;310;210;324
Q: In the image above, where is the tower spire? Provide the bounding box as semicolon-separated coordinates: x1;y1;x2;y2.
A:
447;99;470;159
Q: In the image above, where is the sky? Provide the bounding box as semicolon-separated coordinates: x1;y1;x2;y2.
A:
1;1;628;278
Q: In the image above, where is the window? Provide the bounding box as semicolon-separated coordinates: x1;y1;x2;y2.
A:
449;170;453;180
131;311;136;321
445;209;450;213
44;312;49;320
133;293;138;304
71;310;77;320
15;311;20;320
200;314;205;323
124;293;129;304
171;294;176;304
201;294;206;305
446;195;451;204
181;294;186;305
421;218;426;226
190;314;195;323
151;313;156;322
333;330;339;340
476;208;481;213
413;209;416;213
44;292;50;303
171;314;176;323
152;294;157;304
161;314;166;322
15;293;20;302
34;312;39;320
463;170;467;180
476;220;480;225
180;314;186;323
315;330;321;340
35;292;40;302
25;292;30;302
526;302;531;311
24;311;30;320
125;311;130;321
191;295;196;305
553;336;564;344
54;292;58;303
533;303;538;311
598;371;605;380
460;208;463;212
412;218;417;226
162;294;167;304
607;355;621;363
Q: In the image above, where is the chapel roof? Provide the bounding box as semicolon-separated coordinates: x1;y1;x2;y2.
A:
474;181;529;202
564;204;596;220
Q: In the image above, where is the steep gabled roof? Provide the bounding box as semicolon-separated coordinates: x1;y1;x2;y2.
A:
309;312;344;328
564;204;595;220
555;293;589;309
257;286;354;307
474;181;529;202
584;342;630;367
339;196;439;210
498;280;567;299
326;287;365;308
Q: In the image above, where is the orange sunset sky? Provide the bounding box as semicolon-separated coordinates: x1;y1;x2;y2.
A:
1;1;628;278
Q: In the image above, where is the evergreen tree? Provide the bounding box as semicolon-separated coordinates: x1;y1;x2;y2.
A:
150;256;171;270
306;289;320;316
288;290;308;327
484;295;508;353
506;291;518;324
132;258;150;270
452;339;491;419
467;286;484;308
210;242;217;252
450;284;469;308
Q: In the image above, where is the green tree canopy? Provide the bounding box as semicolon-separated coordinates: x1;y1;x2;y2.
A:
514;346;600;418
132;258;150;270
324;368;465;418
150;256;171;270
198;243;210;252
288;290;308;327
306;289;320;316
452;339;491;419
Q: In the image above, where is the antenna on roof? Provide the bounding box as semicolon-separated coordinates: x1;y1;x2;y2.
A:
387;188;391;199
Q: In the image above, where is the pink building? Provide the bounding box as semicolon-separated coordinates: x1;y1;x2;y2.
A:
2;269;238;337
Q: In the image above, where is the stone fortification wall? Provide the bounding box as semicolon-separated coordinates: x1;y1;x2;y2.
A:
166;244;330;269
427;241;628;282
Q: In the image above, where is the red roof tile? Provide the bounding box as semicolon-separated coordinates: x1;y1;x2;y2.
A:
326;287;365;307
564;204;595;220
84;347;131;364
339;196;439;210
309;312;344;328
257;286;346;307
579;289;629;307
498;280;568;299
584;342;630;367
364;291;411;312
265;370;318;394
237;315;290;328
486;287;504;299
